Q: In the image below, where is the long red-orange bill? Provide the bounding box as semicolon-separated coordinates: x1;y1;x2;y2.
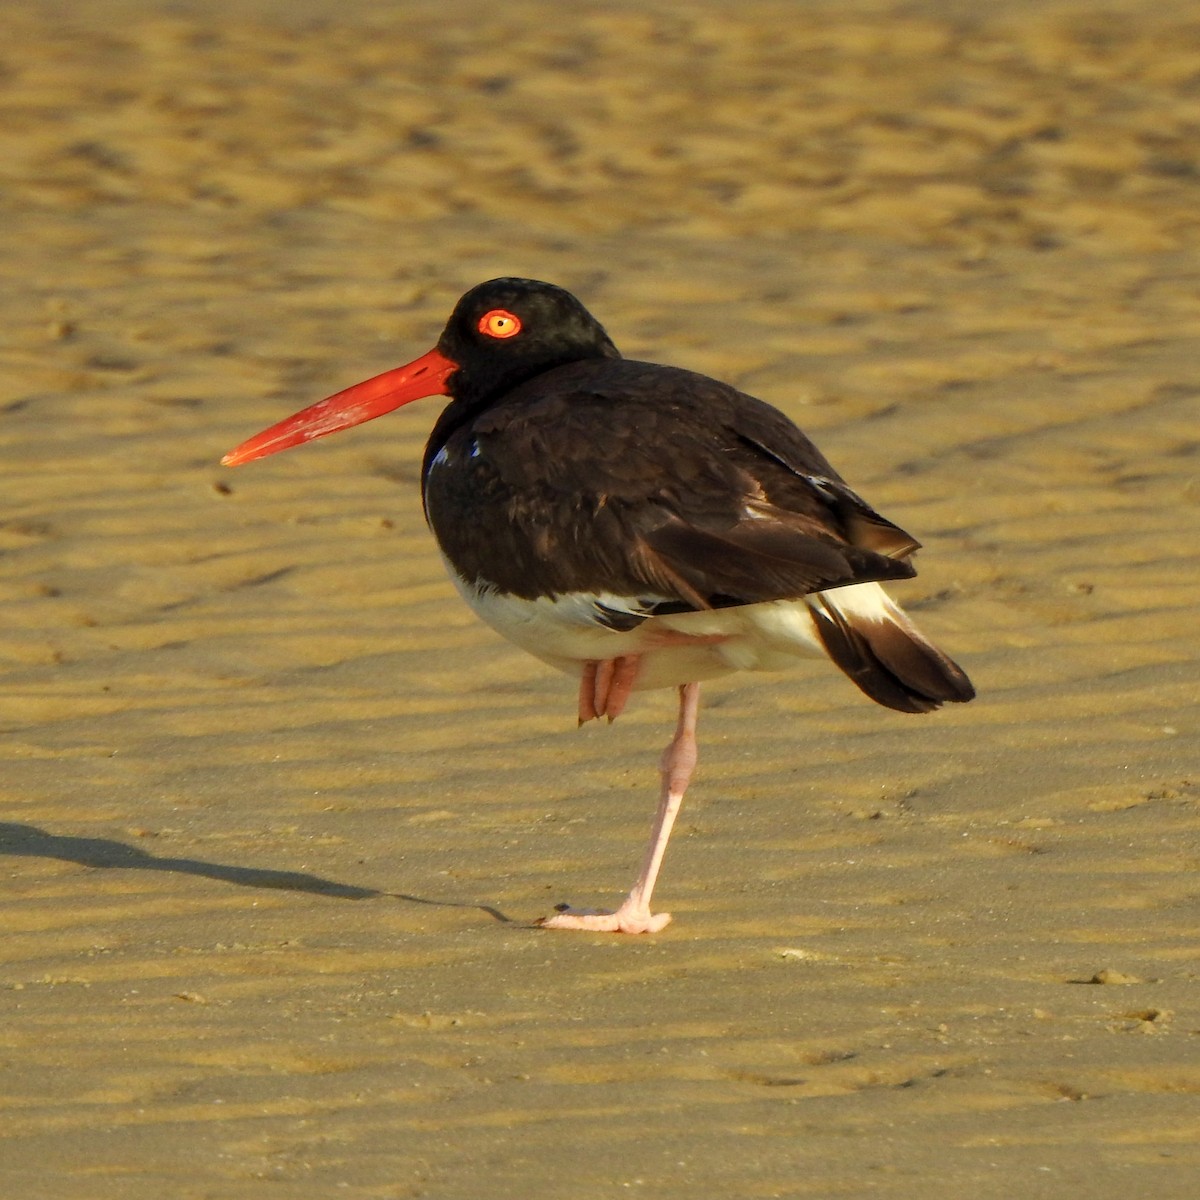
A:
221;347;458;467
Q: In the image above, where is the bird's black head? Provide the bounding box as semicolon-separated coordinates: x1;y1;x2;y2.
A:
437;278;621;408
221;278;620;469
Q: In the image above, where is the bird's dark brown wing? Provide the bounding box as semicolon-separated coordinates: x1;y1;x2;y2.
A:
423;358;920;607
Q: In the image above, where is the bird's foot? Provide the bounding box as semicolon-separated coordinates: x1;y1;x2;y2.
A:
535;901;672;934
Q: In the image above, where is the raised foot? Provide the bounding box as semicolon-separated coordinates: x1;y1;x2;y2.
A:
535;903;672;934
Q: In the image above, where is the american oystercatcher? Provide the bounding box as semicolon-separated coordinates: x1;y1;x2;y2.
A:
223;278;974;933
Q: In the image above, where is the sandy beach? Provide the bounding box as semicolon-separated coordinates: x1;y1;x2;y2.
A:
1;0;1197;1195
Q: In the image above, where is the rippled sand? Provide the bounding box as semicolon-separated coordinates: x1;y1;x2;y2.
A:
1;1;1197;1196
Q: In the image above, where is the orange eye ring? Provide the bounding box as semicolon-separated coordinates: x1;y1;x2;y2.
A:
477;309;522;339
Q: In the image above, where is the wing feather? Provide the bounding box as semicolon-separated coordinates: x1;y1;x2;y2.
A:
423;358;925;608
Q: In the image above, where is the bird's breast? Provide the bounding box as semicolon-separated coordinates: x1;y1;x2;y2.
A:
422;428;645;602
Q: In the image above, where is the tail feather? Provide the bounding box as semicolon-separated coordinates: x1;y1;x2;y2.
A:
809;585;975;714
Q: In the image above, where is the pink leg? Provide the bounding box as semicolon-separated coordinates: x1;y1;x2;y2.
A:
592;658;615;716
578;655;641;724
539;681;701;934
577;663;599;725
600;655;639;721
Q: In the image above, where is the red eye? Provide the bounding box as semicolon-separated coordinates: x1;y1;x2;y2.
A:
478;309;522;339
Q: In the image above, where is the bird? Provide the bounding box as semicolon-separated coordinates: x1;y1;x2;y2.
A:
222;277;974;933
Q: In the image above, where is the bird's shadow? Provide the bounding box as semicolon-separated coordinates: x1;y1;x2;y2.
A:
0;822;513;923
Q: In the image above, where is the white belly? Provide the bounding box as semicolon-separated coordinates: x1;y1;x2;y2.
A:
439;556;894;693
